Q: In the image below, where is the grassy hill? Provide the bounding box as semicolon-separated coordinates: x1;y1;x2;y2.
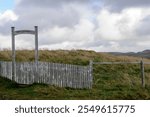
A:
0;49;150;100
109;49;150;59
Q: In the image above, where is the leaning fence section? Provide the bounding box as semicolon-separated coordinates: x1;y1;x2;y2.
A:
0;61;92;89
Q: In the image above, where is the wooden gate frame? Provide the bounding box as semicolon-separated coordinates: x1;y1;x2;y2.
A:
11;26;38;81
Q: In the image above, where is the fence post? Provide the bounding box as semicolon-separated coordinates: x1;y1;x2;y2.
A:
35;26;39;82
35;26;38;67
140;59;145;88
89;60;93;88
11;27;15;81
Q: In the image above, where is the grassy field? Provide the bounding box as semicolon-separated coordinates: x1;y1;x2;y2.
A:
0;49;150;100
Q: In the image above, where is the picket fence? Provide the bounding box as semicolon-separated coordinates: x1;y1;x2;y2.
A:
0;61;93;89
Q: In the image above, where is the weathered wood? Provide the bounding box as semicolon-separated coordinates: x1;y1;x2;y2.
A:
93;61;140;65
89;60;93;88
143;62;150;64
0;61;92;89
11;26;39;82
11;27;15;82
14;30;35;35
35;26;38;73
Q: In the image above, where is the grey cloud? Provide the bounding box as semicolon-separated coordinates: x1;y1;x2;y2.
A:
14;7;81;29
0;19;17;36
0;24;12;35
13;0;93;30
118;39;138;47
17;0;90;8
81;39;117;48
0;0;100;37
1;0;150;52
136;15;150;36
0;0;90;36
103;0;150;11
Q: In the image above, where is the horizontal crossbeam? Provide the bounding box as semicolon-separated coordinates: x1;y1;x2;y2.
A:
14;30;35;35
93;62;140;65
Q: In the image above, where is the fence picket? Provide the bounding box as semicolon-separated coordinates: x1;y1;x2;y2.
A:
0;61;92;89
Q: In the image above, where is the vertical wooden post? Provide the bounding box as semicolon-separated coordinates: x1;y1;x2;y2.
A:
89;60;93;88
11;27;15;81
35;26;38;82
140;59;145;88
35;26;38;65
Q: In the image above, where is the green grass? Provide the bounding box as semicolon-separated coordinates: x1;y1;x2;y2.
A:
0;49;150;100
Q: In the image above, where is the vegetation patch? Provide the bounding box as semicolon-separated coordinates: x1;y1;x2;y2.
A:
0;49;150;99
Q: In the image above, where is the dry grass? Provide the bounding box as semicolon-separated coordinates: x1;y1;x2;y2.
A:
0;49;150;99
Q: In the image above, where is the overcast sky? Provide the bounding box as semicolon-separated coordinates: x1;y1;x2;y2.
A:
0;0;150;52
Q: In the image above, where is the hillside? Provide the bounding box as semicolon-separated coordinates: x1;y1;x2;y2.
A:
0;49;150;100
109;49;150;59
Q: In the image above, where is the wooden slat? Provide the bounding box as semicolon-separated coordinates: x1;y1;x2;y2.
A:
0;61;92;89
144;62;150;64
93;61;140;64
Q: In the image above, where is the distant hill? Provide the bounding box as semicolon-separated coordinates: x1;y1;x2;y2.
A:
109;49;150;59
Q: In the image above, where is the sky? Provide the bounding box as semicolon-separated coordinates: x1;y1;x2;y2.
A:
0;0;14;12
0;0;150;52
